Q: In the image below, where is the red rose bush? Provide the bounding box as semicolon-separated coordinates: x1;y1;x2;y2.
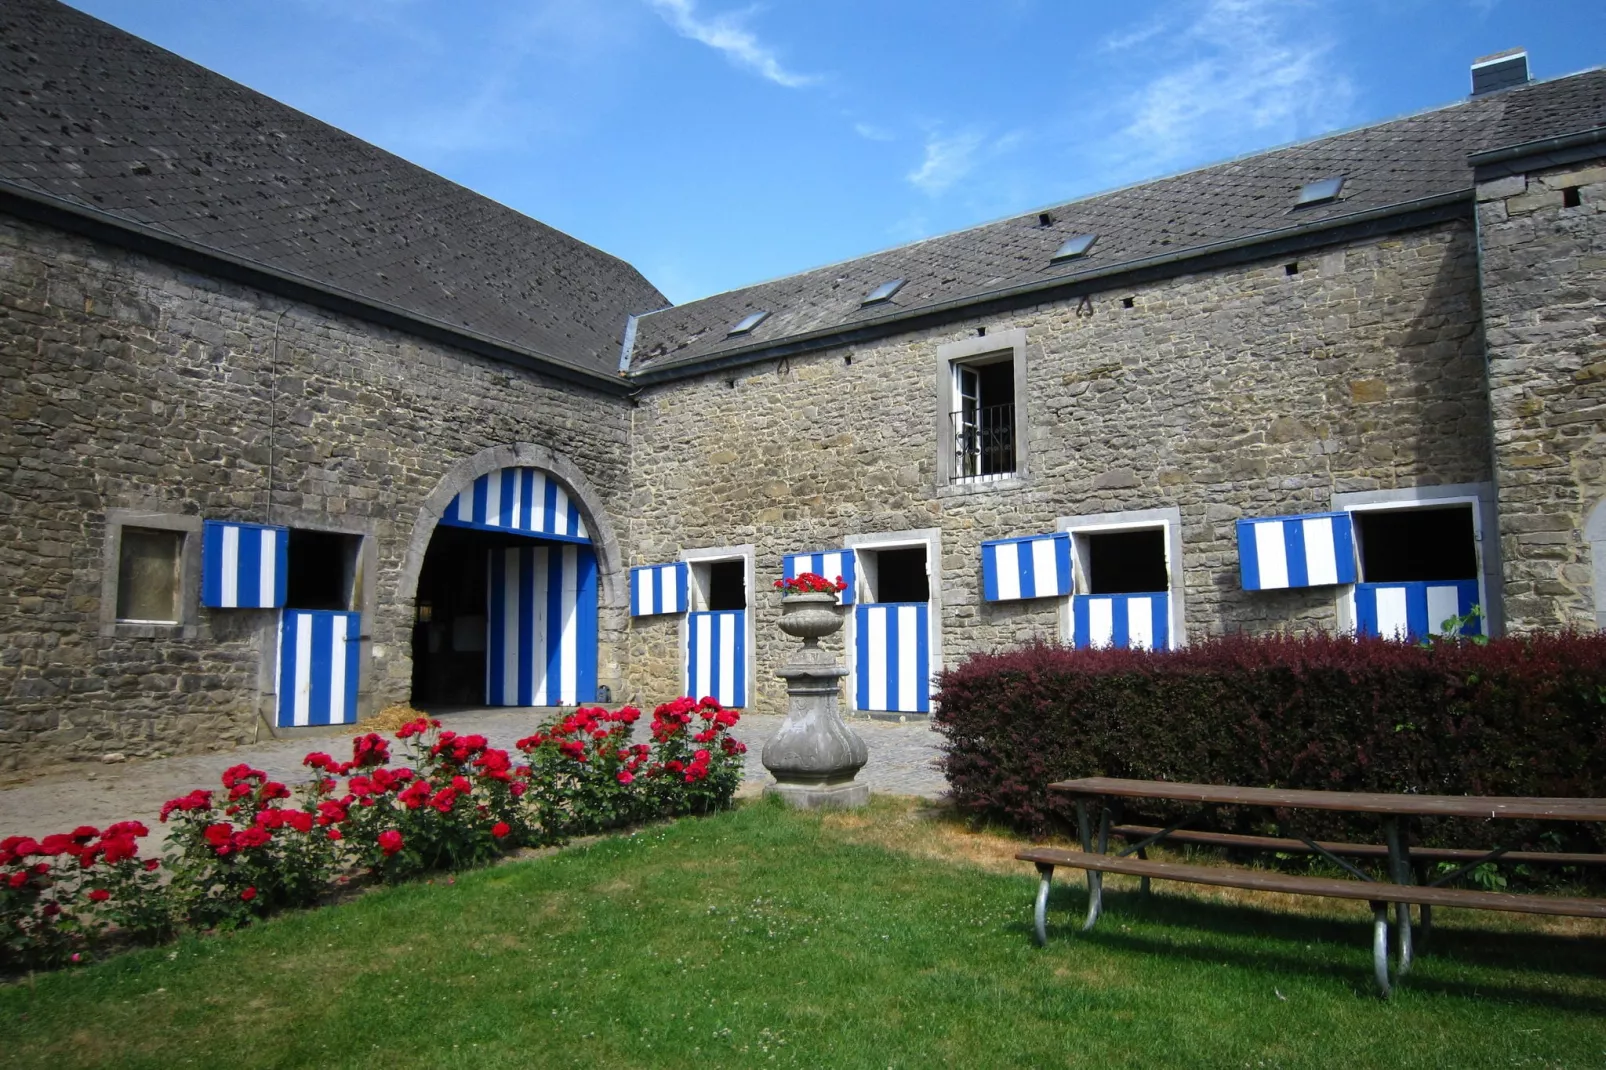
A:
2;699;745;971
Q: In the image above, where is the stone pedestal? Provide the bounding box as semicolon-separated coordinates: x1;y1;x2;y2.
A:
761;593;869;809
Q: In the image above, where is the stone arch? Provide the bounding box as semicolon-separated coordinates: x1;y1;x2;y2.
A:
395;443;626;612
1585;498;1606;630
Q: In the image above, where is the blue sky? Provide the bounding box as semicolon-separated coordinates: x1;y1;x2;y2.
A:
69;0;1606;305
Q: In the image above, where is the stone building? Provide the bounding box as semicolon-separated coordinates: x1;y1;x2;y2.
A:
1;2;1602;768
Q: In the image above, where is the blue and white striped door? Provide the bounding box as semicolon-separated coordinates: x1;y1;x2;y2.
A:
487;544;598;706
854;602;930;713
1355;580;1480;641
1071;593;1170;651
277;611;361;727
687;610;746;707
441;468;590;542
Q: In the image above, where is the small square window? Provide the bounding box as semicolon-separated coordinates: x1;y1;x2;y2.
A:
117;527;182;622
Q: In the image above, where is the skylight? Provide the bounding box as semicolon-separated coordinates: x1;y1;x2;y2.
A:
1295;177;1345;206
1050;234;1097;262
728;311;768;335
862;279;905;305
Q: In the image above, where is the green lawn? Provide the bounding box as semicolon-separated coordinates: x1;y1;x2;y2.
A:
5;797;1606;1069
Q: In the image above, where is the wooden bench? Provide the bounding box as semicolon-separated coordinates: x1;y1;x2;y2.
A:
1022;779;1606;996
1017;845;1606;996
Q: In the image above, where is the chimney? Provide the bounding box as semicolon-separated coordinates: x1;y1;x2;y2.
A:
1471;48;1529;96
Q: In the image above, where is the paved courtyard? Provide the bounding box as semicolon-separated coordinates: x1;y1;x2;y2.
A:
0;708;947;843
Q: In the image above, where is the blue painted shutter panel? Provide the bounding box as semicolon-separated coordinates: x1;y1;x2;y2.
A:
1071;593;1170;651
981;533;1072;601
1237;512;1356;590
487;544;598;705
202;521;288;608
277;610;360;726
1355;580;1480;641
439;468;591;543
686;610;746;707
631;562;688;616
782;549;856;605
853;602;930;713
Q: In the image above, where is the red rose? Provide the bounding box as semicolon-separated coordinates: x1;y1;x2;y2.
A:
144;858;161;872
88;888;110;902
327;828;343;842
616;771;634;785
241;886;257;901
510;782;526;797
491;822;511;839
451;776;472;795
378;830;404;857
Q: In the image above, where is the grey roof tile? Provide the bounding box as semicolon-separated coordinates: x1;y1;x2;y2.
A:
0;0;667;375
631;69;1605;372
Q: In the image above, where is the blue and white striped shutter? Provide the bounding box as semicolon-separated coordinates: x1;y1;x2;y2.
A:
686;610;746;707
631;562;689;616
854;602;930;713
1238;513;1357;590
487;544;599;706
276;611;360;727
440;468;590;542
1355;580;1480;641
981;533;1072;601
782;549;856;605
1071;593;1170;651
201;521;287;608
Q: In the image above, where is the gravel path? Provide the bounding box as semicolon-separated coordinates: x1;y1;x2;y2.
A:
0;708;948;844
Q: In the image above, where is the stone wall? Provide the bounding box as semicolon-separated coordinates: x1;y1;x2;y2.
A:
627;222;1493;716
1477;159;1606;631
0;214;634;770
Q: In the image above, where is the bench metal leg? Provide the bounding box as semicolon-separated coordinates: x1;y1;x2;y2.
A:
1136;847;1151;895
1076;799;1104;931
1383;818;1413;976
1033;863;1054;947
1370;901;1392;998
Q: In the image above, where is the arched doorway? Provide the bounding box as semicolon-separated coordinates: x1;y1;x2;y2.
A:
410;466;599;707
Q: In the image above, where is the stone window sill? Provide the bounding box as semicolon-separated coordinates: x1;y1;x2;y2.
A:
933;475;1027;499
101;622;199;640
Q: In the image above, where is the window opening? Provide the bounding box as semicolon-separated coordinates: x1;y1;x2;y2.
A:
1563;186;1582;208
286;529;361;611
703;560;747;611
1295;177;1344;206
952;358;1015;481
864;547;929;604
1355;506;1477;582
1083;529;1168;594
117;527;182;622
1051;233;1097;261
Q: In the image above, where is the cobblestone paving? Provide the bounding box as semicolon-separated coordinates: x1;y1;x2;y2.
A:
0;708;947;843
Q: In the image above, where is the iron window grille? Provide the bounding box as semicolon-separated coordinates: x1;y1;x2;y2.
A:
951;402;1016;481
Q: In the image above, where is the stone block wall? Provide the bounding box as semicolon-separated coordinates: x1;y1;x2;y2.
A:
1478;158;1606;631
0;214;634;770
626;222;1492;716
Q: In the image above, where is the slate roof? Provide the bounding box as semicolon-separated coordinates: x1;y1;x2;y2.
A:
629;68;1606;373
0;0;667;378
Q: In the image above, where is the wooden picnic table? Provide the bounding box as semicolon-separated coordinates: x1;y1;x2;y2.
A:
1019;777;1606;995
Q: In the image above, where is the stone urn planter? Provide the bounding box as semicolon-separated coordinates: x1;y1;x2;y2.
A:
761;592;869;808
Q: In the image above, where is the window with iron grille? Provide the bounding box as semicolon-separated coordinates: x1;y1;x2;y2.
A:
936;328;1027;488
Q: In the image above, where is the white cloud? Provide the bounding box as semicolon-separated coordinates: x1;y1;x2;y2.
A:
1100;14;1171;53
1106;0;1356;172
645;0;816;88
906;129;986;194
853;121;896;142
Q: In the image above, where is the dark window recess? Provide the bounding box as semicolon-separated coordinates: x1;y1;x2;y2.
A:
872;548;929;604
1356;507;1478;583
1085;529;1168;594
286;529;360;610
952;358;1016;479
1563;186;1582;208
704;560;747;610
